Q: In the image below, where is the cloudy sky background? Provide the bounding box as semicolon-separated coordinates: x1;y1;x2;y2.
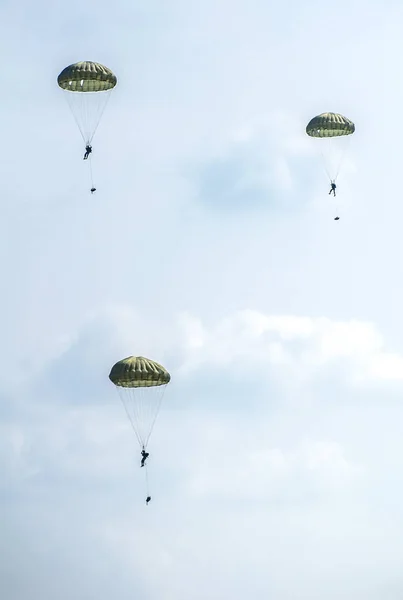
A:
2;0;403;598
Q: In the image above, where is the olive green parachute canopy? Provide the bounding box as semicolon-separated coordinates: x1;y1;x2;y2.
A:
109;356;171;388
57;61;117;92
110;356;170;448
306;113;355;138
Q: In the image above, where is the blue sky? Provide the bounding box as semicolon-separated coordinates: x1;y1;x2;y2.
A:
2;0;403;598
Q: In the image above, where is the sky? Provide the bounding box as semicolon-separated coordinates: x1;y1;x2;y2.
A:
2;0;403;597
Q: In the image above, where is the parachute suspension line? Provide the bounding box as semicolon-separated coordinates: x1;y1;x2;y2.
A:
318;135;353;184
115;384;167;450
88;154;95;190
118;389;143;448
319;148;333;182
89;91;112;144
65;93;85;144
144;386;167;449
145;463;151;498
333;136;352;182
64;89;113;145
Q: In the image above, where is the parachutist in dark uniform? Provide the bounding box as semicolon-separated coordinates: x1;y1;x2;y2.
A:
141;448;149;467
146;496;151;505
90;187;96;193
83;144;92;160
329;181;336;196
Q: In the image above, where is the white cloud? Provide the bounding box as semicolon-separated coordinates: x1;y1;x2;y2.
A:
5;305;399;498
3;307;403;599
186;435;359;501
176;309;402;390
367;352;403;380
192;112;316;210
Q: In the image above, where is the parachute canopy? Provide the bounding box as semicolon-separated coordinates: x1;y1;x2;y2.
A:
57;61;117;144
57;61;117;92
306;112;355;138
109;356;171;388
109;356;171;449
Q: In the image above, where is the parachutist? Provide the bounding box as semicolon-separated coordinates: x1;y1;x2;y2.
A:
109;357;171;471
141;448;149;468
90;187;96;193
83;144;92;160
329;181;336;196
146;496;151;505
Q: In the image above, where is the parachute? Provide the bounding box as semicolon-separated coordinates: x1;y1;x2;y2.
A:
306;112;355;183
306;113;355;139
109;356;171;449
306;112;356;220
57;61;117;145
